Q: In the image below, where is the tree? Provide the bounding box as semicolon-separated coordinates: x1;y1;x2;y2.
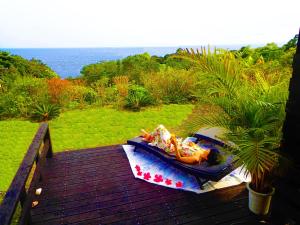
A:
81;60;121;84
0;51;58;80
282;34;299;51
121;53;160;83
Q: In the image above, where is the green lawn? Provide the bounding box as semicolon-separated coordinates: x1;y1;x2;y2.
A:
0;104;194;191
0;121;39;192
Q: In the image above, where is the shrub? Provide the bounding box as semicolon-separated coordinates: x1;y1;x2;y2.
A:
142;68;197;104
113;76;129;109
81;61;121;85
91;77;109;106
83;88;97;104
0;51;58;79
113;76;129;97
31;103;60;121
103;87;118;105
125;85;152;111
121;53;160;83
0;92;20;118
47;78;71;105
0;76;49;118
66;85;98;108
47;78;98;108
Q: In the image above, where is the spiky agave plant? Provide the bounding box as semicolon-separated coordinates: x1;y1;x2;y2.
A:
32;103;60;122
124;86;152;111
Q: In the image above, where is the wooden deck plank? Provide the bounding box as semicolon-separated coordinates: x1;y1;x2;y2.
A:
30;145;261;225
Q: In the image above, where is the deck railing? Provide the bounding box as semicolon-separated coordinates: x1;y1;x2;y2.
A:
0;123;53;225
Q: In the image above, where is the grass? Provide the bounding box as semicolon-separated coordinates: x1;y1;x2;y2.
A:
0;121;39;192
0;104;194;192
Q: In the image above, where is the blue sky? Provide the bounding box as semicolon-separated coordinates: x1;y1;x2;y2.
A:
0;0;299;48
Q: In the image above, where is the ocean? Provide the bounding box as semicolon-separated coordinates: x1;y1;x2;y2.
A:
2;46;245;78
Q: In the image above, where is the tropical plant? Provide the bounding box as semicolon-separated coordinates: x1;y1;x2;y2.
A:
179;47;289;193
31;103;60;122
125;85;152;111
200;99;284;192
191;97;286;193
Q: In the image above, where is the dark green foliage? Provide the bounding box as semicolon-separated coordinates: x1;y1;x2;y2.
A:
81;53;161;85
0;54;57;119
282;34;298;51
235;40;296;67
150;55;164;64
164;56;193;70
0;77;49;119
164;49;194;70
81;61;121;85
31;103;60;121
121;53;160;83
83;89;98;104
0;51;58;81
256;43;283;61
125;85;153;111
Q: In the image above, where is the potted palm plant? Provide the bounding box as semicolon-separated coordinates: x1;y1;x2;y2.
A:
227;120;280;215
202;96;284;215
199;97;286;214
176;47;288;215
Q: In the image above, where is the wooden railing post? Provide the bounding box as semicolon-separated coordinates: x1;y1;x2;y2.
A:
45;128;53;158
0;123;53;225
19;187;27;208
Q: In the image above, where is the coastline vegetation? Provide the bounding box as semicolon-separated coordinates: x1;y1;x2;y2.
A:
0;38;296;119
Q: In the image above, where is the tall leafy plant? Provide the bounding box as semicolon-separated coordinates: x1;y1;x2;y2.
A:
197;97;284;193
179;47;288;193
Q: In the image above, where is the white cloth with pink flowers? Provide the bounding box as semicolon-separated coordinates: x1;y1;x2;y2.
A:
122;144;250;194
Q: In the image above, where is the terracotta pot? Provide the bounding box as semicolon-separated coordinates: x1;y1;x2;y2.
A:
246;182;275;215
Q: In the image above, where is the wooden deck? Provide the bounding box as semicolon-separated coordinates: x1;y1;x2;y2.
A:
1;124;299;225
29;145;259;225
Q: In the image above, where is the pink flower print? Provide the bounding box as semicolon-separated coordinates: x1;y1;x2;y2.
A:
165;179;172;185
176;181;183;188
137;171;143;176
154;174;163;183
144;172;151;180
135;165;141;172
